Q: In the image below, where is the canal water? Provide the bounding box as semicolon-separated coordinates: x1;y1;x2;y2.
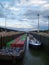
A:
0;36;49;65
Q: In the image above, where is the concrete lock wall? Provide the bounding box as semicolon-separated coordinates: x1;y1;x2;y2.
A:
30;32;49;53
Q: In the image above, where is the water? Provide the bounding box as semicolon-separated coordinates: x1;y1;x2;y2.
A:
0;36;49;65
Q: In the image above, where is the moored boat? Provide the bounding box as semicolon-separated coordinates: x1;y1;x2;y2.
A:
29;35;43;49
0;34;27;61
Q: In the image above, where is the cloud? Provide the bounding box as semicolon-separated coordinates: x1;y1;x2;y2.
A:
0;0;49;31
14;0;47;6
43;3;49;10
29;0;47;5
8;6;20;11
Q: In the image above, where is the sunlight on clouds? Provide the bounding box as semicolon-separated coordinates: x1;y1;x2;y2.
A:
8;6;20;11
0;18;34;28
29;0;47;5
15;0;47;6
43;4;49;10
14;24;33;28
6;22;33;28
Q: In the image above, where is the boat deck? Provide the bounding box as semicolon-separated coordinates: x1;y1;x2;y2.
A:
0;34;27;60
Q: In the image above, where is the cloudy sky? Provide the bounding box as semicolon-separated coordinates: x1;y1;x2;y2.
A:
0;0;49;31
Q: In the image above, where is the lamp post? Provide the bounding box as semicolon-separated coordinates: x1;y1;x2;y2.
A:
5;15;6;32
48;16;49;32
0;3;7;48
0;3;3;32
37;13;40;32
0;3;6;32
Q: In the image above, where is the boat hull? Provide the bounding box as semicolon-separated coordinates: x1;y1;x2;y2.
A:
29;43;43;49
29;39;43;49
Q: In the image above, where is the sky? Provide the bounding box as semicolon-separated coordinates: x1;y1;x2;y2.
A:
0;0;49;31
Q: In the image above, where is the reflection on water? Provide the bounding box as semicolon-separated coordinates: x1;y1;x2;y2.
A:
0;36;49;65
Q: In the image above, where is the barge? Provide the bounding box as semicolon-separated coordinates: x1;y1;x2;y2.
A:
0;34;27;61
